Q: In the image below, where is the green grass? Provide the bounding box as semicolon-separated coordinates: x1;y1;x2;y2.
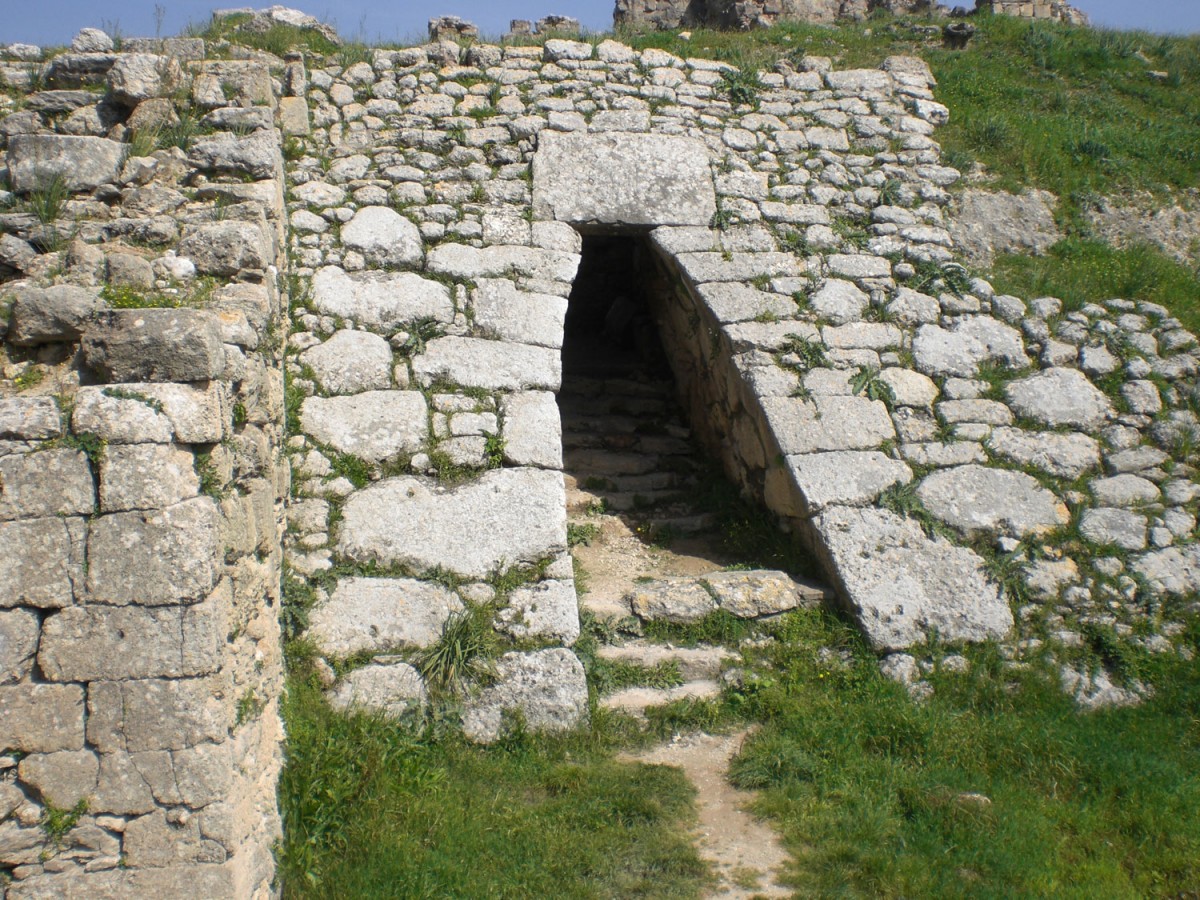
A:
726;609;1200;897
991;238;1200;333
277;680;708;898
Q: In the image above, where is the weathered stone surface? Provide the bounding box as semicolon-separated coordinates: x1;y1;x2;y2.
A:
178;222;271;276
1133;544;1200;597
471;279;567;349
759;395;894;455
782;450;912;514
810;279;868;325
329;662;427;717
6;284;104;346
628;579;716;623
39;602;222;681
341;206;422;268
813;506;1012;651
17;749;98;805
107;54;181;106
82;309;225;383
937;399;1013;426
6;134;126;192
5;864;240;900
462;649;587;744
412;337;561;391
0;608;39;684
533;131;716;227
705;570;826;617
99;443;199;511
917;465;1068;537
308;577;463;654
88;498;219;605
299;330;393;395
1091;474;1159;507
497;579;580;644
0;397;62;440
300;391;427;462
886;286;940;326
1005;368;1113;430
675;251;801;284
73;382;225;444
338;469;567;579
87;676;230;752
425;244;580;283
912;318;1027;378
694;282;795;324
1080;507;1147;551
879;368;938;407
187;129;280;180
311;266;454;329
950;188;1062;265
501;391;562;469
0;684;85;752
0;517;85;608
0;449;93;520
986;427;1101;479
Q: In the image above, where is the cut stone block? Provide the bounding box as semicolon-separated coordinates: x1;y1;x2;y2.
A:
0;449;94;520
308;577;464;655
300;391;427;462
0;684;85;752
412;337;561;391
470;279;567;349
311;266;454;329
779;450;912;515
496;579;580;645
917;465;1069;537
299;330;393;395
462;649;587;744
0;517;86;608
99;444;199;511
500;391;562;469
329;662;427;717
1005;368;1113;430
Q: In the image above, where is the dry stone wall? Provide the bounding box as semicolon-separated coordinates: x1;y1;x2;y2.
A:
0;32;285;898
0;14;1197;895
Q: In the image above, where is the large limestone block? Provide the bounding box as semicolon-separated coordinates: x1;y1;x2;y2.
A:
412;337;561;391
6;284;104;346
311;266;454;329
308;577;464;654
695;282;796;325
0;397;62;440
87;676;231;752
73;382;226;444
340;206;422;267
1005;368;1113;430
813;505;1012;651
178;221;272;276
0;684;85;752
0;449;94;520
986;427;1101;479
704;570;828;617
338;469;567;579
425;244;580;283
300;391;427;462
500;391;562;469
0;608;39;684
299;330;393;394
4;863;241;900
532;131;716;227
462;649;587;744
759;395;894;455
6;134;126;192
470;279;567;349
0;517;86;609
187;129;281;180
82;309;225;383
99;443;199;511
107;53;181;106
916;465;1069;537
39;602;223;681
628;579;716;623
329;662;427;717
497;579;580;645
87;498;220;605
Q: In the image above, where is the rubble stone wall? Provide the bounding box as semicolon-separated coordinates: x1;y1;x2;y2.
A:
0;35;286;899
0;17;1194;897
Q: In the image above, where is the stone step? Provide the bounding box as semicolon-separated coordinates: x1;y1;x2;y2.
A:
600;680;723;717
626;570;832;623
598;490;683;512
558;377;674;399
596;642;737;681
563;448;659;476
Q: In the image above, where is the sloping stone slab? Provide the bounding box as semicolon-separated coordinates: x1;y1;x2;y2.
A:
329;662;427;718
813;505;1012;651
311;266;454;329
1005;368;1113;430
780;450;912;515
759;395;894;455
412;337;561;391
917;465;1068;538
308;577;463;655
533;131;715;227
425;244;579;283
7;134;126;192
462;649;587;744
300;391;427;462
337;469;567;579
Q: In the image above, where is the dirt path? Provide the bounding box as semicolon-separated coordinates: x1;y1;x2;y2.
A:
623;731;792;898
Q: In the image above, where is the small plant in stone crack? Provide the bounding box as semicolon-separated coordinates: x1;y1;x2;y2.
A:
567;522;599;547
397;317;445;356
484;432;505;468
25;174;69;226
40;799;88;847
778;333;828;372
910;259;972;298
878;481;951;539
718;65;765;107
414;604;498;696
878;177;905;207
709;202;734;231
850;366;896;408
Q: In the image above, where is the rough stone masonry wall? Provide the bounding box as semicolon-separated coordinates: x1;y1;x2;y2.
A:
0;31;286;898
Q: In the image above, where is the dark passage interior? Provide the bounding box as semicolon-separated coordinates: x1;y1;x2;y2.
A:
558;234;717;547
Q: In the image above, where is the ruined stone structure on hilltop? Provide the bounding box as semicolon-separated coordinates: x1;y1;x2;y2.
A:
0;8;1194;896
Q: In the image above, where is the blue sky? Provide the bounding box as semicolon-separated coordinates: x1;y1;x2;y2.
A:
2;0;1198;47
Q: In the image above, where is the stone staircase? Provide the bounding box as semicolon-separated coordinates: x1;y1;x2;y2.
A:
557;360;831;717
